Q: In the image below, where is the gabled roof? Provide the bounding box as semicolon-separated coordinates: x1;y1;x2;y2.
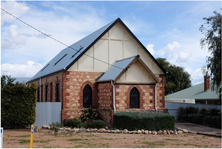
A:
28;18;165;83
166;81;219;100
96;55;159;83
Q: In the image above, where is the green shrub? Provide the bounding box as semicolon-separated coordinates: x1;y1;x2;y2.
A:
184;106;199;114
77;122;87;128
63;118;81;128
208;108;220;116
80;107;102;123
203;116;212;127
49;122;61;135
212;116;221;129
187;114;204;124
87;120;105;128
199;108;208;115
113;112;175;131
1;83;37;128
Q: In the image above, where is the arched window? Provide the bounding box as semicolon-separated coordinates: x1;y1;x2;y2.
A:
130;87;140;108
83;84;92;108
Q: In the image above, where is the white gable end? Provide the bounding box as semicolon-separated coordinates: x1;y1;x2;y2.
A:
117;61;155;83
68;22;163;74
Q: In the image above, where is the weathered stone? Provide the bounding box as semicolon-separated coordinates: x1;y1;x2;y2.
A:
111;130;115;133
152;131;157;135
144;130;148;134
163;130;167;135
101;128;106;133
141;129;145;134
138;130;142;134
105;126;109;129
123;129;128;134
170;130;173;134
157;130;162;134
182;129;188;133
86;128;90;132
114;129;120;133
148;131;152;134
178;131;183;134
174;131;178;135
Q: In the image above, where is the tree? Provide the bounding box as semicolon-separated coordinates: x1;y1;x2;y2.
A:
199;11;221;98
157;58;191;95
1;75;16;87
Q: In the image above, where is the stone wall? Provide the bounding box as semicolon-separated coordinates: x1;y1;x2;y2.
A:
155;74;166;111
97;82;113;126
62;71;102;120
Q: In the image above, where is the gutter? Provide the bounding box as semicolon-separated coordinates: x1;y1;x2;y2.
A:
111;80;116;113
155;83;158;113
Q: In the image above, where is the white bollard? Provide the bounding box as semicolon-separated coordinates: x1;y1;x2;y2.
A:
0;128;3;148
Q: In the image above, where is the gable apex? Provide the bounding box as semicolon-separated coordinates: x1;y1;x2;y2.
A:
28;18;165;83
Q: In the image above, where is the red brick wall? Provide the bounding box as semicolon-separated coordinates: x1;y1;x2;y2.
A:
28;72;63;102
62;71;102;120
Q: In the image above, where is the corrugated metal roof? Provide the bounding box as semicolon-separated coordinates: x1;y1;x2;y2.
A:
96;56;137;82
28;19;116;83
28;18;166;83
166;81;219;100
13;77;31;84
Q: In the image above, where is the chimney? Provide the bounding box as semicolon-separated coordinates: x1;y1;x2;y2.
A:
204;76;210;91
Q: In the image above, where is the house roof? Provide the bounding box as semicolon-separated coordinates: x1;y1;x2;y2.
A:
28;18;165;83
96;55;159;83
166;81;219;100
13;77;31;84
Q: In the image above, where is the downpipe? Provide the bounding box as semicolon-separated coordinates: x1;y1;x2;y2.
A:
111;81;116;113
155;83;158;113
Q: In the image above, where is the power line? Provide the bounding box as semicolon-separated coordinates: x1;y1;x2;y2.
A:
1;8;124;70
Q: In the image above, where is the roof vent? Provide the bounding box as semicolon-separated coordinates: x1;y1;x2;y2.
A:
41;64;49;71
71;47;83;58
54;54;67;66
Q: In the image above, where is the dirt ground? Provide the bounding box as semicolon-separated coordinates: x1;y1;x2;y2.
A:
3;128;222;148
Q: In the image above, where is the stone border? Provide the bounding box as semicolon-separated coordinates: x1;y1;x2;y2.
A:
42;125;188;135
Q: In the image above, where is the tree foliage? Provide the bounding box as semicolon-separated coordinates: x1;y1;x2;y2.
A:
157;58;191;95
199;11;221;98
1;75;16;87
1;75;37;128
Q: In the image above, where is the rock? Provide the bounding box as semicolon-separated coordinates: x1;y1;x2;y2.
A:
144;130;148;134
138;130;142;134
107;130;111;133
111;130;115;133
148;131;152;134
141;129;145;134
174;131;178;135
182;129;188;133
94;128;98;132
163;130;167;135
129;131;133;134
123;129;128;134
152;131;157;135
178;131;183;134
170;130;173;134
114;129;120;133
105;126;109;129
101;128;106;133
86;128;90;132
157;130;162;134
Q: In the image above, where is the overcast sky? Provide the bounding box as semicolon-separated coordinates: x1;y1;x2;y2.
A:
1;0;221;85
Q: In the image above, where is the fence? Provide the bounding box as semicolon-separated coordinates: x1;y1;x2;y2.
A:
34;102;61;128
165;102;221;120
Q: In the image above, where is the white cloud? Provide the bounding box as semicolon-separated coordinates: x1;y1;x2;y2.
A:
163;41;181;60
1;1;30;26
1;61;42;77
176;52;192;63
146;44;155;55
1;25;29;50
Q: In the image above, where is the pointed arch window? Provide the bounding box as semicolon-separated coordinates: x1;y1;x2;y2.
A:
83;84;92;108
130;87;140;108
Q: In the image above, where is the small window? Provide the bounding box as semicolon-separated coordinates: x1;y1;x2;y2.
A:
56;84;59;102
45;85;48;102
83;84;92;108
130;87;140;108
